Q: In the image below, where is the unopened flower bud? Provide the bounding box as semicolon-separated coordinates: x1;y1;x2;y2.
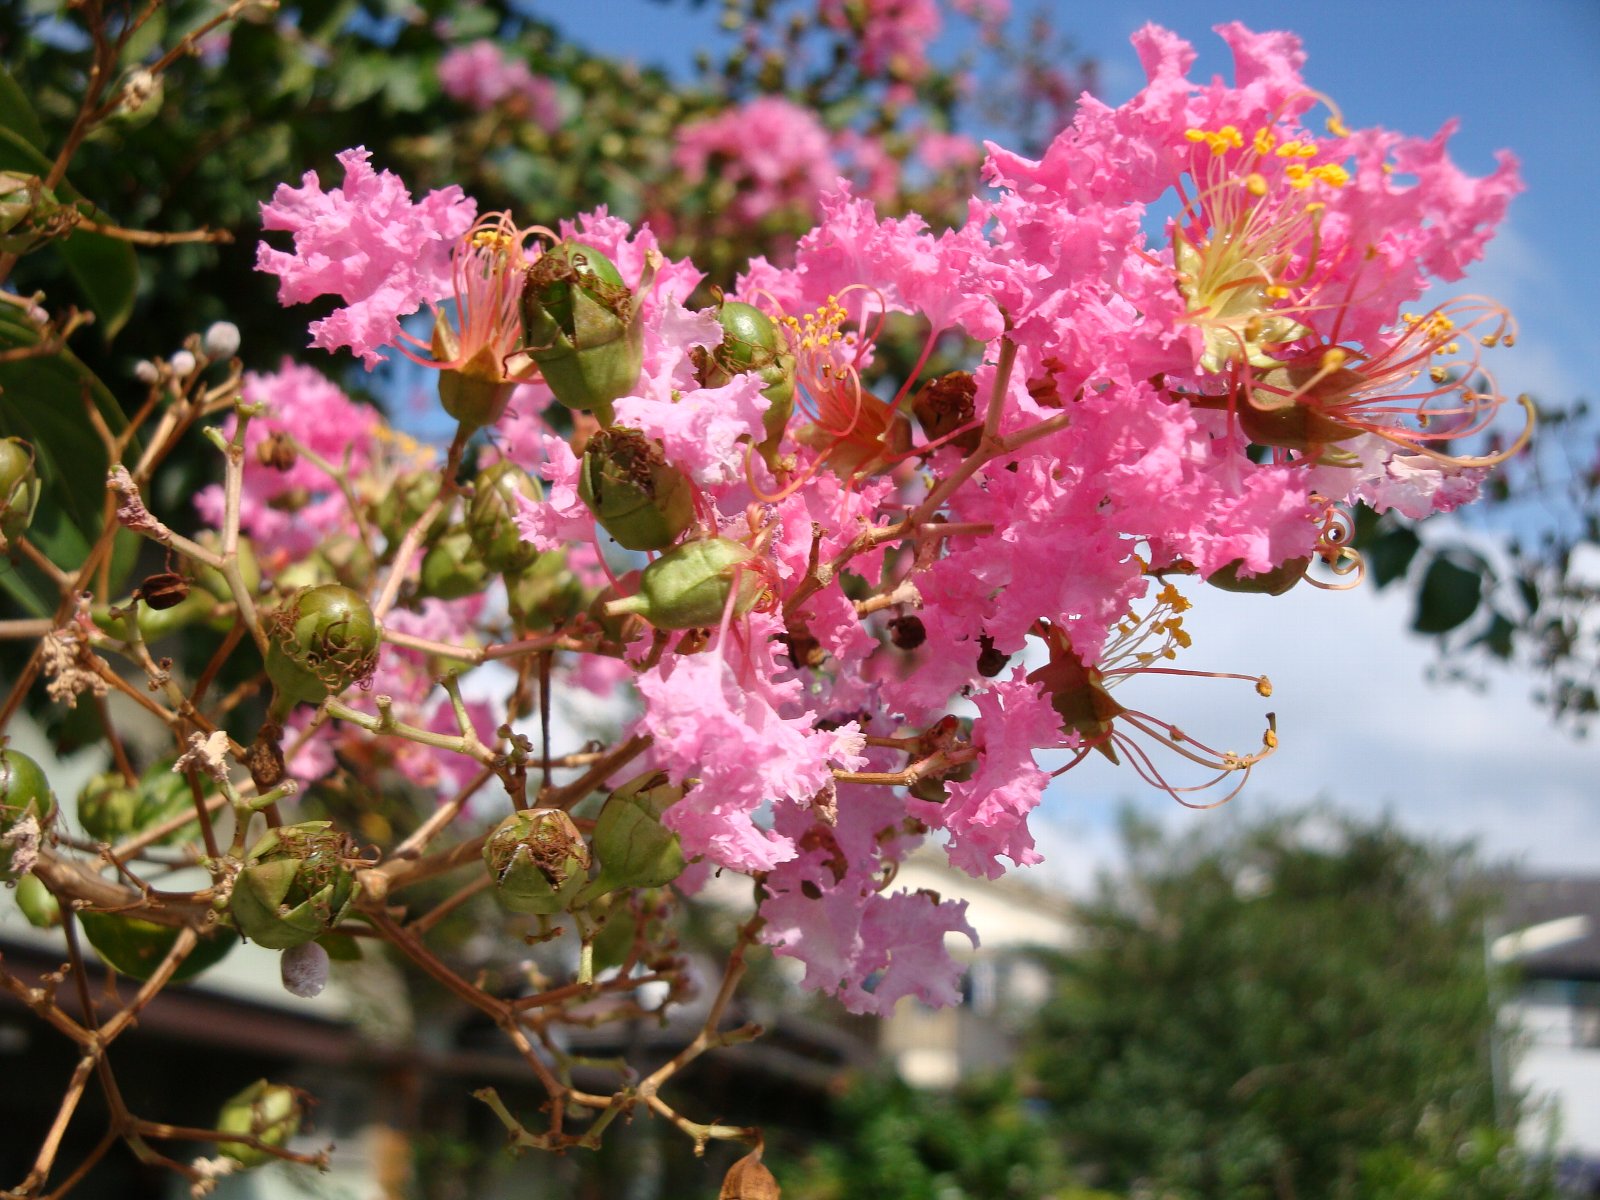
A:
912;371;982;454
229;821;357;950
203;320;241;359
575;769;686;905
1207;556;1311;596
578;427;694;551
77;910;238;982
521;241;643;424
116;68;162;118
694;300;796;465
483;808;591;915
134;360;160;384
215;1080;304;1168
15;872;61;928
372;468;447;548
419;528;491;600
169;349;197;378
0;172;59;255
467;461;542;574
280;940;330;999
264;585;380;711
603;537;767;630
0;437;41;548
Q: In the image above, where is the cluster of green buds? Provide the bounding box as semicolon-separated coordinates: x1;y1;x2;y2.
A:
215;1080;305;1168
229;821;356;950
466;460;543;574
578;427;695;550
264;585;380;716
0;436;40;551
1;746;54;878
483;808;591;914
604;536;769;630
692;299;797;466
78;759;195;844
521;241;646;426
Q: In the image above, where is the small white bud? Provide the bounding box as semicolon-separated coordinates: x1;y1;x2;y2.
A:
169;350;197;378
202;321;241;359
120;69;160;115
280;940;330;999
134;360;160;384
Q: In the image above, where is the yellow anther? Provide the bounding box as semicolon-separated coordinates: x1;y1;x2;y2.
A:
1326;115;1349;137
1253;128;1276;155
1320;347;1348;369
1266;284;1290;300
1310;163;1350;187
1263;727;1279;749
1256;676;1272;698
1245;173;1269;196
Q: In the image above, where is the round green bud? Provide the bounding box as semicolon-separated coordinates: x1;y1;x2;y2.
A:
371;468;449;550
0;173;59;255
419;528;491;600
0;436;41;547
264;585;380;710
229;821;357;950
467;461;543;575
78;760;195;845
483;808;591;915
695;301;796;464
77;911;238;982
521;242;642;422
1207;556;1312;596
14;872;60;928
578;428;695;551
603;537;767;631
215;1080;304;1168
574;769;685;905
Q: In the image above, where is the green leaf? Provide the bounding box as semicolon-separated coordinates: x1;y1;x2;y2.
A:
0;66;48;151
1411;555;1484;635
0;127;140;340
1366;523;1421;588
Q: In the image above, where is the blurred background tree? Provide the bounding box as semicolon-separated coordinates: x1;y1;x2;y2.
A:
1028;811;1559;1200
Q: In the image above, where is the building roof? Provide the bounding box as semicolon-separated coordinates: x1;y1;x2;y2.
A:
1497;875;1600;982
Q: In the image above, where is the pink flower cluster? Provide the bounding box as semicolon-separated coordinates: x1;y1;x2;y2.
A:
251;26;1525;1015
673;97;842;224
437;40;561;129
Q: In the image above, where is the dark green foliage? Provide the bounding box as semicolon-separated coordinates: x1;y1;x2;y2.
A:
1029;812;1556;1200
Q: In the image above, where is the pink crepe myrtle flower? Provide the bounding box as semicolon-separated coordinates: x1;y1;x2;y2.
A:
819;0;942;79
673;97;840;224
438;41;561;130
257;147;477;367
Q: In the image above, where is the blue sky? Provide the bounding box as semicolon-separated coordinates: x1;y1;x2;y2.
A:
523;1;1599;881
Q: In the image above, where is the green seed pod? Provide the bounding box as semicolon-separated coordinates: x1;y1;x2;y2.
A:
1207;556;1312;596
505;551;585;630
215;1080;304;1168
467;461;543;575
694;301;796;465
229;821;357;950
0;437;41;548
578;428;695;551
14;872;60;928
77;911;238;982
419;528;491;600
604;537;767;630
574;769;685;905
1;747;54;878
372;467;449;549
483;808;591;915
264;585;380;711
1241;361;1365;453
521;241;643;424
78;759;195;845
